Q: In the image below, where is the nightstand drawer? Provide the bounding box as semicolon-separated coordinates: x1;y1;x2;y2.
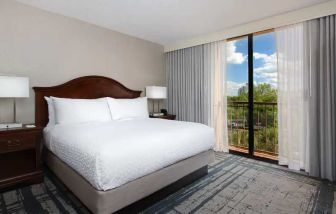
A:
0;126;43;190
0;135;36;153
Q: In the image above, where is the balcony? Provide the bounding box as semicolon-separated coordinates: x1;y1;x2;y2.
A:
227;101;278;160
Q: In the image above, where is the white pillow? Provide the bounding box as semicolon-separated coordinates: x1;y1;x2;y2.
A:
107;97;149;120
44;97;56;127
52;97;112;124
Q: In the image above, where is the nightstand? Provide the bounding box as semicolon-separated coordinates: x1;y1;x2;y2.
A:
149;114;176;120
0;126;43;190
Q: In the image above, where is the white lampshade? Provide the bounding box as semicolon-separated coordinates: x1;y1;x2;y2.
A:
0;76;29;98
146;86;167;99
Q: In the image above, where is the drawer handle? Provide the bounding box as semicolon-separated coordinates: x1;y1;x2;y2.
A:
7;139;22;147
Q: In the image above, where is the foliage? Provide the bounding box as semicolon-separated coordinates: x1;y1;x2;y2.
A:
228;83;277;103
227;83;278;155
228;127;278;154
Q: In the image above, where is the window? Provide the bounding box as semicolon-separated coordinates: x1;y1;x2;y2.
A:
226;30;278;161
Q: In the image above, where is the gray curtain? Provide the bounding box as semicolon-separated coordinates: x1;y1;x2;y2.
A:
304;14;336;181
165;44;213;125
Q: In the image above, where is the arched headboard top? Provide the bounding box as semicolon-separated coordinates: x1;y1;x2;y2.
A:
33;76;142;127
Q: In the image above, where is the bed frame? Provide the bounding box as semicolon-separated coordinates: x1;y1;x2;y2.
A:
33;76;214;213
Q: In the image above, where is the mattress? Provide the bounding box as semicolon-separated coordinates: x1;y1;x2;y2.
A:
43;118;215;191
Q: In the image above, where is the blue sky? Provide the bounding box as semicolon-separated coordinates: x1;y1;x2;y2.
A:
227;32;277;96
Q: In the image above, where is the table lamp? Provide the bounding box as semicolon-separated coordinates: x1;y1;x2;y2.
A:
146;86;167;116
0;76;29;129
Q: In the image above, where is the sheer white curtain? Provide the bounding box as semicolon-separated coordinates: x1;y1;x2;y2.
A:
276;23;309;171
212;42;229;152
204;41;229;152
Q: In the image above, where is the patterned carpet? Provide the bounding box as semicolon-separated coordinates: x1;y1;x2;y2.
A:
0;153;335;214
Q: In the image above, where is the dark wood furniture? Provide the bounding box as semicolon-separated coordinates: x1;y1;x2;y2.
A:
33;76;209;213
150;114;176;120
0;126;43;190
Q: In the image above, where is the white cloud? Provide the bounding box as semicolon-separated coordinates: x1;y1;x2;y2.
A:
253;52;277;87
226;81;246;96
226;41;246;64
254;53;277;74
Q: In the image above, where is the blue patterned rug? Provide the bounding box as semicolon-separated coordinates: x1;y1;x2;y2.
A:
0;153;335;213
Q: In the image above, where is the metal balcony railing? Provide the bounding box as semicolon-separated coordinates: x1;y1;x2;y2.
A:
227;101;278;158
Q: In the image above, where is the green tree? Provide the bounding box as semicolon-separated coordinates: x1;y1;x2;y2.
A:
253;83;277;102
228;83;277;103
227;83;278;155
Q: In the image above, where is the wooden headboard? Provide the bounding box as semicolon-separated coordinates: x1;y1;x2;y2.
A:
33;76;141;127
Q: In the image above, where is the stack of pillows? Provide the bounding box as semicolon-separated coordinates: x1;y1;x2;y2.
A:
44;97;149;126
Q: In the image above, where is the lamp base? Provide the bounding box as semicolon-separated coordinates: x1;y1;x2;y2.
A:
150;112;164;117
0;123;23;129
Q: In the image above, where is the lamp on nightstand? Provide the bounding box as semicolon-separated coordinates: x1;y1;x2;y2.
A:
146;86;167;116
0;76;29;129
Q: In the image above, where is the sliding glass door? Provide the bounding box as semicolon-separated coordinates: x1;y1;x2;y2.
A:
227;36;249;154
252;32;278;160
227;31;278;162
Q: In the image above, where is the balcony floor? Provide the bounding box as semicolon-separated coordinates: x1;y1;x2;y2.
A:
229;145;278;161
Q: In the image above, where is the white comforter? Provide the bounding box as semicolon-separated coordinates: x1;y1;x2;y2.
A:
44;118;215;191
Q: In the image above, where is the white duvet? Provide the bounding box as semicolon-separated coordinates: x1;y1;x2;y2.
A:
44;118;215;191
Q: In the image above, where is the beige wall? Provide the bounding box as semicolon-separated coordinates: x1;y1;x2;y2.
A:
0;0;165;124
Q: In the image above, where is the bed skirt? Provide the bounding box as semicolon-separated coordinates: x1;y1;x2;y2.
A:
44;149;214;214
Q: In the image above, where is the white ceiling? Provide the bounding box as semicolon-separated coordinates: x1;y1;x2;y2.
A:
16;0;329;45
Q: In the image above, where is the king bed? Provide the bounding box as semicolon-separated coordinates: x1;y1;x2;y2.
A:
33;76;215;213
